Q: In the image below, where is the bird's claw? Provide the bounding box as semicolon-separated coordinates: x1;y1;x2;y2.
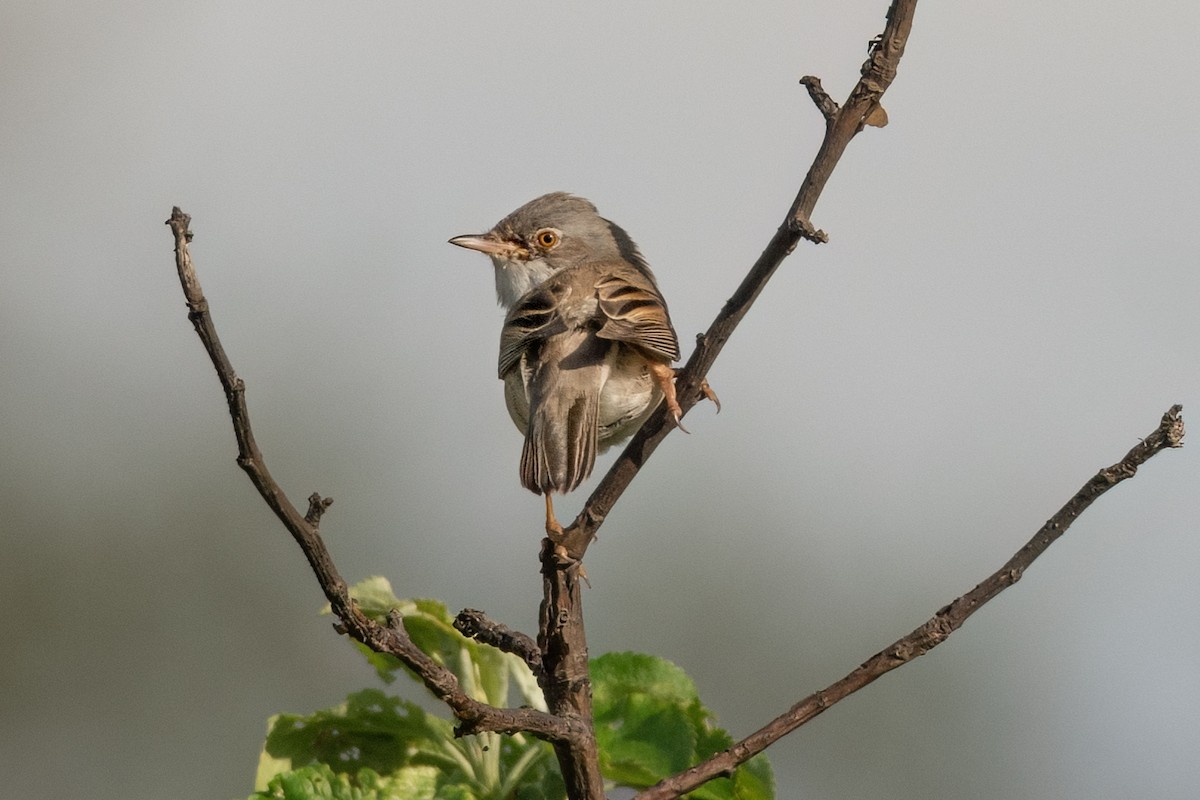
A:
551;542;591;587
699;379;721;413
671;369;721;415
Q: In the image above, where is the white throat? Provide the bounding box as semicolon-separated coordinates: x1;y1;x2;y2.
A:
492;256;557;308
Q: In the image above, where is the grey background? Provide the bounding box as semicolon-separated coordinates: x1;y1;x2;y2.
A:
3;1;1198;798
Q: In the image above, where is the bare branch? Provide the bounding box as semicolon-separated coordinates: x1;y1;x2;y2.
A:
635;405;1185;799
164;207;581;745
455;608;543;677
558;0;921;560
537;540;605;797
788;213;829;244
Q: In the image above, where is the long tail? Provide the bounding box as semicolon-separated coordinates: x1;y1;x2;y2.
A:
519;334;605;495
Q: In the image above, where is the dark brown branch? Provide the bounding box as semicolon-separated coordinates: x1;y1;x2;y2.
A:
558;0;920;560
455;608;543;676
164;207;580;746
788;214;829;244
537;540;605;797
636;404;1185;799
305;492;334;527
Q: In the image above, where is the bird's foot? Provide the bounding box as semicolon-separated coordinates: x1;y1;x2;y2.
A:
683;373;721;414
551;542;591;587
543;494;589;585
666;394;688;434
649;361;688;433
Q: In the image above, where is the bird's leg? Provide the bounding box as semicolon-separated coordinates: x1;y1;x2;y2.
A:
544;493;564;539
648;361;687;432
544;493;590;585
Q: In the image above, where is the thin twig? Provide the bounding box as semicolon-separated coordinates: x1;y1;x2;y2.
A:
305;492;334;527
799;76;839;125
455;609;543;676
635;405;1184;799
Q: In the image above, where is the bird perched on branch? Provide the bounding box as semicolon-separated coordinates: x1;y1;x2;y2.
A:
450;192;694;539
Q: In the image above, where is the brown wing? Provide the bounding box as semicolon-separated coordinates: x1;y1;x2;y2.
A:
499;262;679;495
499;275;603;494
498;279;570;379
593;272;680;363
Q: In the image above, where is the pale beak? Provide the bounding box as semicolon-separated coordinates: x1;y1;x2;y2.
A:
448;232;524;258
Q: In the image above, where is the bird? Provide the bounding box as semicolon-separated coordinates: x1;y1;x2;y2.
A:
449;192;689;540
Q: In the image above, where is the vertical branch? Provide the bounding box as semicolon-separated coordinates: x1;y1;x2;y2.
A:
539;543;604;798
539;1;921;794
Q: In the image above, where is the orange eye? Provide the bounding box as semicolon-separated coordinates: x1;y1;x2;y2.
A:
536;229;559;248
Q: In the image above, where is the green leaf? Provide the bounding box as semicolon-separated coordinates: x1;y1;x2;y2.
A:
333;578;537;710
255;688;456;787
250;763;441;800
591;652;775;800
592;653;699;784
732;752;776;800
321;576;411;684
344;575;412;619
284;587;773;799
593;651;701;709
254;688;563;799
298;581;563;798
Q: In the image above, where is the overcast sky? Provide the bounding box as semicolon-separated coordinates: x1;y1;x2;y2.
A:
3;2;1198;798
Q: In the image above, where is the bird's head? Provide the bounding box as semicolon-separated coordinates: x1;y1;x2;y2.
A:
449;192;650;308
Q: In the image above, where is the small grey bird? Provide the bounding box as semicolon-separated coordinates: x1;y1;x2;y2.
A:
450;192;684;537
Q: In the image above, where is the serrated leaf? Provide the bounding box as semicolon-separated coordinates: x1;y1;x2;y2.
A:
292;582;560;799
591;652;774;799
250;764;442;800
592;653;701;785
592;651;699;708
255;688;455;788
597;702;697;785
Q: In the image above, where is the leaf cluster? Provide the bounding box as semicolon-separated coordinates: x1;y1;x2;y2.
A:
249;578;772;799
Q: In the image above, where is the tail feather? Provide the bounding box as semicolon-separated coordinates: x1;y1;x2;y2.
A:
519;334;606;495
520;381;599;495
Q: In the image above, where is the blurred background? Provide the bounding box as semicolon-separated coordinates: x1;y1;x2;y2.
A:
2;1;1197;798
